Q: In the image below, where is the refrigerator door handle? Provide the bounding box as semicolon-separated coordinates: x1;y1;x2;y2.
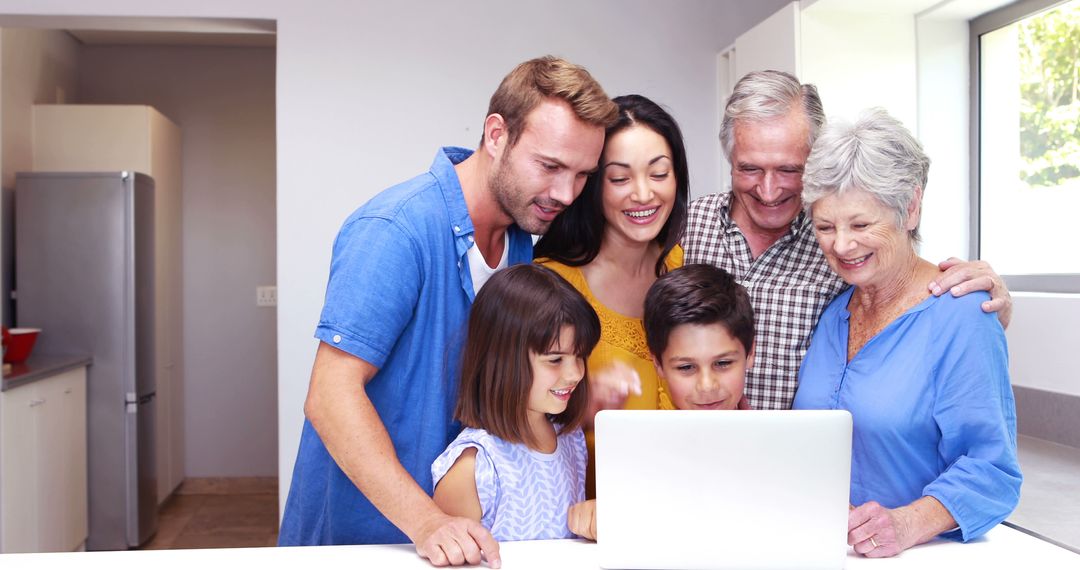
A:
125;393;154;413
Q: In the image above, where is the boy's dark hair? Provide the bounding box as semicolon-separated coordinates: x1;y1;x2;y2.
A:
456;263;600;449
644;264;755;359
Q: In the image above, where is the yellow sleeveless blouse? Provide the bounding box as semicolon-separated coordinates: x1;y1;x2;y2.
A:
537;245;683;497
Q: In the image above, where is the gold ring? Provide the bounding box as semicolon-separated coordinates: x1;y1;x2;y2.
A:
869;536;879;548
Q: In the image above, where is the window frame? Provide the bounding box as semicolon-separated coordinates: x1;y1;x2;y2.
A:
970;0;1080;293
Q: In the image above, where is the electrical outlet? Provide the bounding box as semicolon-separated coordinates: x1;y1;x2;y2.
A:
256;285;277;307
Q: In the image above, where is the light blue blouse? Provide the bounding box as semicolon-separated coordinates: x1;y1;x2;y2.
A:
432;426;588;541
794;287;1022;541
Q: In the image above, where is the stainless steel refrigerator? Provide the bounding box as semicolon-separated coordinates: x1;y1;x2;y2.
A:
15;171;158;550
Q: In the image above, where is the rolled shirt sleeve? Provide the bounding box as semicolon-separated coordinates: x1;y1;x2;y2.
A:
924;308;1022;541
315;215;422;368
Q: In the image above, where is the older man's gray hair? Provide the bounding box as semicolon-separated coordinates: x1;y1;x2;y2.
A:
718;70;826;161
801;108;931;242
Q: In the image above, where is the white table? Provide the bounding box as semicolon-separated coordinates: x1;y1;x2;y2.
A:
0;525;1076;568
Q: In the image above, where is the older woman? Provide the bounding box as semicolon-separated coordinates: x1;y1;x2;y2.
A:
793;109;1021;558
534;94;689;497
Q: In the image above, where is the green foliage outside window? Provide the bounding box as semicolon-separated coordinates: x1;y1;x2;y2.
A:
1019;1;1080;187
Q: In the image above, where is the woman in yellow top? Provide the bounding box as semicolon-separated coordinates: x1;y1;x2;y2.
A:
534;94;689;497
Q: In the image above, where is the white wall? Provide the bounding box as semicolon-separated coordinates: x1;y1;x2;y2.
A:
0;25;80;550
0;28;80;328
79;45;278;477
1008;295;1080;398
735;1;801;79
914;15;970;264
737;2;934;248
0;0;791;511
800;7;918;137
0;28;79;188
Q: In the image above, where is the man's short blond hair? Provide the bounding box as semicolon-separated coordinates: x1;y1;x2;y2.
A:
484;55;618;147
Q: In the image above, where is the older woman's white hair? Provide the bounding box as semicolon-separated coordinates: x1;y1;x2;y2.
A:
802;108;930;242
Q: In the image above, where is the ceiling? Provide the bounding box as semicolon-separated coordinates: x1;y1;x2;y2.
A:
67;29;276;48
803;0;1018;17
0;15;275;48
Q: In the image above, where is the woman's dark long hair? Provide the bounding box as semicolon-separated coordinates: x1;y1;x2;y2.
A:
534;94;690;276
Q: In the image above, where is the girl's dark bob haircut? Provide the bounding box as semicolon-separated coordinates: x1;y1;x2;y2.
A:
455;264;600;449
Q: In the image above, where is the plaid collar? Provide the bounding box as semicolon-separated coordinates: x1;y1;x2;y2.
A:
715;191;811;239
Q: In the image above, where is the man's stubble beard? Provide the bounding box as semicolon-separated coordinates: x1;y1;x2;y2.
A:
489;151;551;235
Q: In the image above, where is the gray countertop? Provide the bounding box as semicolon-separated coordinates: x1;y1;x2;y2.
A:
2;353;92;392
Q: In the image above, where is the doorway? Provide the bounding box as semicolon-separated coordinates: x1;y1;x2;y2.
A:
0;15;279;550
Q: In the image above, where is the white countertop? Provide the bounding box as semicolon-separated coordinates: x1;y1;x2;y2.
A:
0;525;1076;569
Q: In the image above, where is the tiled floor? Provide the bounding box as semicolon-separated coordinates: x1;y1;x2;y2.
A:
139;479;279;549
1008;435;1080;553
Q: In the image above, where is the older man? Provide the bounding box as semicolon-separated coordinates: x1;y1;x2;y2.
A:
683;70;1011;410
279;56;617;567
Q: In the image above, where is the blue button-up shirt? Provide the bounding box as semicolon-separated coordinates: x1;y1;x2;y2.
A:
279;147;534;545
794;287;1021;542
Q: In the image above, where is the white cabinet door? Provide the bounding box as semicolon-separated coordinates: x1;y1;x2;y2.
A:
734;1;801;79
62;374;89;551
0;367;88;553
1;382;42;553
35;375;67;553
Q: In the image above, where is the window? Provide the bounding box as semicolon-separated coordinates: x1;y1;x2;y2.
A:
973;0;1080;292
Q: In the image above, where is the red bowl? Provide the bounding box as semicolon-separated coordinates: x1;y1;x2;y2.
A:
3;328;41;364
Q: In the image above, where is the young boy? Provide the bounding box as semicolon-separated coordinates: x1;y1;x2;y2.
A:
647;263;755;411
567;264;756;539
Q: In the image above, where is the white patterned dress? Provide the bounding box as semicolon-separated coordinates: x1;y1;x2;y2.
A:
431;425;587;541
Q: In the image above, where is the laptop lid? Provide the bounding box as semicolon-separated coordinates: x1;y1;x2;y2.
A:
595;410;852;570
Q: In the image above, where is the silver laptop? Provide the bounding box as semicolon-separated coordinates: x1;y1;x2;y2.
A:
595;410;852;570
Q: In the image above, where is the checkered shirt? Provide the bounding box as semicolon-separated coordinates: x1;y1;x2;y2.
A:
683;192;847;410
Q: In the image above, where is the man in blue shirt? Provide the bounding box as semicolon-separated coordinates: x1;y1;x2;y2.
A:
279;57;617;568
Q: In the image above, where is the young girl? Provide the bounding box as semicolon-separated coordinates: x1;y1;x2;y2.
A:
431;264;600;541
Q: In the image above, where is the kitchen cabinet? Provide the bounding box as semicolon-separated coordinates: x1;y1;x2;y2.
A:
32;104;184;505
0;365;88;553
731;1;799;79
